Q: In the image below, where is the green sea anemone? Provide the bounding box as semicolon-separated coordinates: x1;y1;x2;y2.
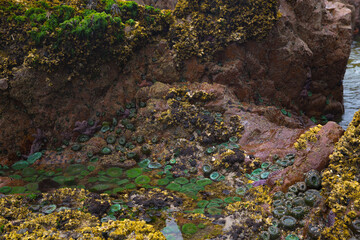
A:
106;167;123;177
135;175;151;185
65;164;86;175
101;147;112;155
126;168;142;178
106;135;116;144
166;182;181;191
27;152;42;164
182;223;198;235
273;206;287;218
12;161;29;170
174;177;189;185
281;216;297;230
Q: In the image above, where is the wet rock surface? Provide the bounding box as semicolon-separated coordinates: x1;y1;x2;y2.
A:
0;0;358;239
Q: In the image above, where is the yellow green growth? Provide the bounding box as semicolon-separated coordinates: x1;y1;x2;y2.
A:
294;124;323;150
171;0;280;62
321;110;360;239
0;188;165;240
0;0;279;78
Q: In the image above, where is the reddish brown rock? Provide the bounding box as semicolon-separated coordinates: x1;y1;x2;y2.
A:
82;137;107;155
267;121;344;192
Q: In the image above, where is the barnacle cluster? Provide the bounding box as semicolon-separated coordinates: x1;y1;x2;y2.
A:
294;124;323;150
159;87;243;143
322;109;360;239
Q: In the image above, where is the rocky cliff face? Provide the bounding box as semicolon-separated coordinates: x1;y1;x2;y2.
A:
0;0;355;157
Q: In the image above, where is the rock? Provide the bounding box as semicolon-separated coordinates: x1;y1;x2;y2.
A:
0;0;355;155
82;137;107;155
267;121;344;192
0;78;8;90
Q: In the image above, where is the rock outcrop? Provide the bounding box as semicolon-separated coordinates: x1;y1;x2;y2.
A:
0;0;355;156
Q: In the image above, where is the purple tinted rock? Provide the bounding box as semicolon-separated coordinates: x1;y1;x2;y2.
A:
73;120;100;136
327;210;336;227
29;129;46;155
252;180;267;187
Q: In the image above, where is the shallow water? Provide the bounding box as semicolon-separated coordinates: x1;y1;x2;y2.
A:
339;38;360;129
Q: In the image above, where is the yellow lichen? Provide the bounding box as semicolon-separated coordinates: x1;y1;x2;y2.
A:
321;109;360;238
294;124;322;150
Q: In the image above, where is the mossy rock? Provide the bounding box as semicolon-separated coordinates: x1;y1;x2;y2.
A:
126;168;143;178
63;176;77;186
182;223;198;235
135;175;151;185
106;167;123;177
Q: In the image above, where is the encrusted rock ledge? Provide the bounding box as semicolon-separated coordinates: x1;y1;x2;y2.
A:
0;0;355;155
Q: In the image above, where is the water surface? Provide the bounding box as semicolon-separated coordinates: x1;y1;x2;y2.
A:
339;38;360;129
